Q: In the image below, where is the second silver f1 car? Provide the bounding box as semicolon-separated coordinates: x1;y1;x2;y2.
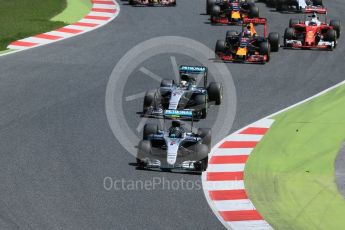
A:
143;65;223;119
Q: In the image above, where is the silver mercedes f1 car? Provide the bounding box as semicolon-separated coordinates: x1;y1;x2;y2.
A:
142;65;223;119
137;110;211;171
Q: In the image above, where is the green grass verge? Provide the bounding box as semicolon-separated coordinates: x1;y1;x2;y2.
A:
245;84;345;230
52;0;92;24
0;0;92;51
0;0;67;51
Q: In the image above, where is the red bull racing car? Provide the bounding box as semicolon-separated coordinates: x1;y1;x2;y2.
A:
207;0;259;25
284;12;341;50
129;0;176;6
215;18;280;64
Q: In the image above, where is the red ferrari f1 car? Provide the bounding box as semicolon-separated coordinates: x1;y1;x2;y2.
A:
215;18;280;64
284;11;341;50
207;0;259;25
129;0;176;6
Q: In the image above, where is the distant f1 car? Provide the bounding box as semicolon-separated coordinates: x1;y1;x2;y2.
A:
275;0;325;13
137;110;211;171
129;0;176;6
215;18;280;64
284;12;341;50
143;65;223;119
207;0;260;25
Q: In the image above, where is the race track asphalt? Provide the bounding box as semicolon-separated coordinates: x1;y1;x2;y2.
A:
0;0;344;229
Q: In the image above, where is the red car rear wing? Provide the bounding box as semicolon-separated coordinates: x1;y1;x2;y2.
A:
305;6;327;15
243;18;267;37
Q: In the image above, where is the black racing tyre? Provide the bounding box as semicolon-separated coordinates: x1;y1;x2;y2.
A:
266;0;277;7
284;28;295;40
312;0;323;6
129;0;136;5
248;5;259;18
194;144;209;171
325;29;337;43
198;128;212;149
160;79;175;87
246;0;255;3
268;32;280;52
211;5;221;18
137;140;152;165
206;0;216;14
215;40;226;56
143;123;158;140
226;30;238;39
275;0;285;11
260;41;270;55
207;82;223;105
330;20;341;38
196;157;209;171
289;18;300;28
143;91;155;114
194;94;208;118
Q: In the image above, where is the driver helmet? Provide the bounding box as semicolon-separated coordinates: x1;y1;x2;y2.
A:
169;121;183;138
243;29;251;38
180;74;189;87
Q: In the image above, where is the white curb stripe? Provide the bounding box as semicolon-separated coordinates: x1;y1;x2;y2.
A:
93;3;117;8
203;180;245;191
88;11;115;17
202;118;275;230
214;199;256;212
223;134;264;142
229;220;274;230
211;148;254;156
207;163;246;172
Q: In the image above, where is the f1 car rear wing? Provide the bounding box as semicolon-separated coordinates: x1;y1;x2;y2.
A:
305;6;327;14
243;18;267;36
164;109;193;118
164;109;195;131
179;65;208;87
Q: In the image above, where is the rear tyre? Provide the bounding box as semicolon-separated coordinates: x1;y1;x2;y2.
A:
312;0;323;6
160;79;175;87
276;0;285;11
211;5;221;19
289;18;300;28
143;91;155;114
206;0;216;14
249;5;259;18
268;32;280;52
330;20;341;38
208;82;223;105
226;30;237;39
143;124;158;140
